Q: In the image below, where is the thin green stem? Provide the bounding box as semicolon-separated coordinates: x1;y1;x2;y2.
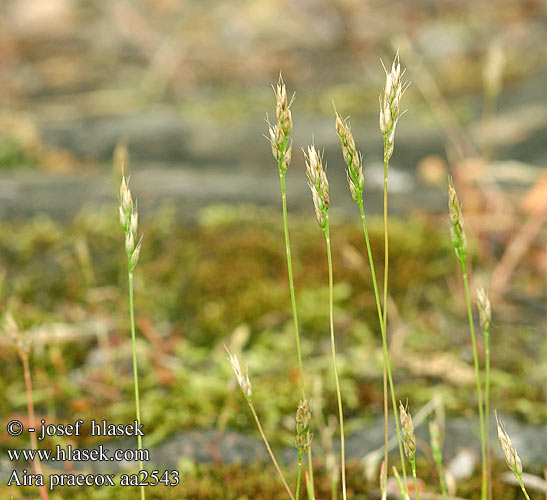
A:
296;452;303;499
517;477;531;500
279;172;315;497
248;401;295;500
380;151;409;494
433;456;448;498
280;173;306;398
382;153;389;355
358;202;389;479
128;271;145;500
392;467;407;500
461;270;487;500
324;226;346;500
410;458;419;500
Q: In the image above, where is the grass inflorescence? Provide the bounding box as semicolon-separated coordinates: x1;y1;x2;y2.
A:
2;51;540;500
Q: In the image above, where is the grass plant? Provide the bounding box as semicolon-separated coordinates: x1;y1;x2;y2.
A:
494;411;531;500
379;54;411;497
225;347;295;500
303;144;347;500
119;174;145;500
333;62;410;494
268;76;315;499
3;48;540;500
448;177;488;499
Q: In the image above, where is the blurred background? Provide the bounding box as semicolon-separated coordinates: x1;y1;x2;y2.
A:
0;0;546;498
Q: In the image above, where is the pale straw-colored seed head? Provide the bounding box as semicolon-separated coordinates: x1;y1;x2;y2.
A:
379;52;408;163
476;287;491;332
447;176;467;263
334;107;364;203
268;75;294;174
274;76;293;136
120;176;133;219
129;237;143;270
119;175;142;271
125;231;135;256
119;206;127;231
225;346;252;400
494;410;522;477
303;145;329;230
399;401;416;459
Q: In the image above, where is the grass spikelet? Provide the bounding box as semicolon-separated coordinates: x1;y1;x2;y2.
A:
399;401;419;500
447;177;467;265
494;411;530;500
334;106;363;203
379;52;408;163
225;346;295;500
225;345;252;400
303;145;329;231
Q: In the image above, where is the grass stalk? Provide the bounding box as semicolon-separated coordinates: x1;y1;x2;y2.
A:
360;203;389;484
448;178;487;500
325;225;347;500
280;173;306;398
128;271;145;499
119;174;146;500
269;77;315;497
378;53;411;497
393;466;407;499
360;202;408;490
477;288;492;500
296;451;303;499
303;144;346;499
517;478;532;500
461;272;487;500
334;85;409;496
248;402;295;500
410;457;419;500
226;347;295;500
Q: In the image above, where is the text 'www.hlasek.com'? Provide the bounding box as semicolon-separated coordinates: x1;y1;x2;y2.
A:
4;418;180;491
